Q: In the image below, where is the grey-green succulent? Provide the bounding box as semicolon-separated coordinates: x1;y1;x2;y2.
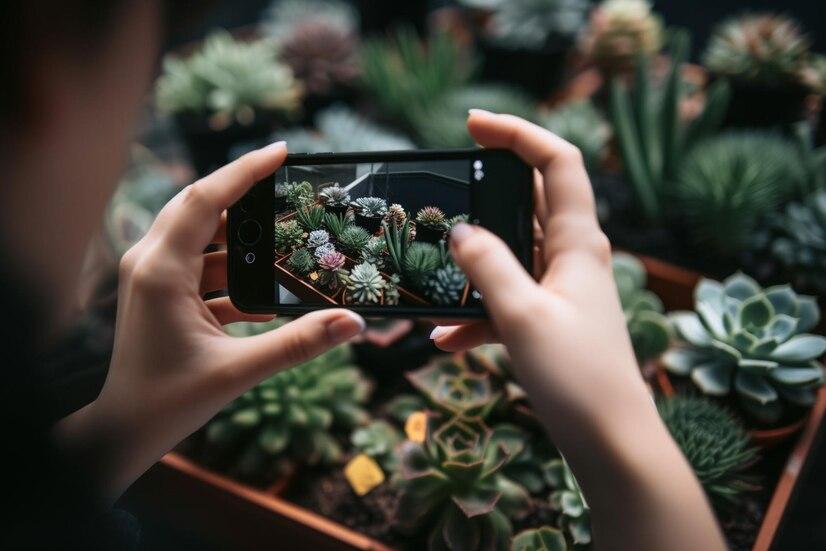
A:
662;272;825;423
339;225;372;257
346;262;385;304
424;262;468;306
319;184;351;208
287;247;315;276
384;273;401;306
313;242;336;259
361;236;387;270
403;242;441;289
274;219;305;255
351;420;403;471
545;458;590;546
351;196;388;218
306;229;330;249
466;0;590;49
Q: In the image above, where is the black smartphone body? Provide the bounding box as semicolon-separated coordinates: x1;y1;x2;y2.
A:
227;148;533;317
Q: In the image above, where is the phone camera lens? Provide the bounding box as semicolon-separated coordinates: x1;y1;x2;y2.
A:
238;219;262;246
244;252;256;264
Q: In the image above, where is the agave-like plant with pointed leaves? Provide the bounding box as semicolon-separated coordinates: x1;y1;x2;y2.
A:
319;184;351;207
662;273;825;423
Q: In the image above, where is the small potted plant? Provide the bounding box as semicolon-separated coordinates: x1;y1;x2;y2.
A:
338;225;371;258
350;197;387;234
285;181;315;211
423;261;467;306
316;251;349;293
305;229;330;250
274;219;305;256
296;205;326;232
286;247;316;277
414;206;447;244
318;184;351;216
402;241;440;291
344;262;386;305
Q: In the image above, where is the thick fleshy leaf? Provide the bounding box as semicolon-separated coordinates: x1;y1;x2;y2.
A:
443;458;485;484
385;394;427;423
568;515;592;545
770;366;824;386
766;315;798;343
258;424;289;454
711;340;742;363
695;278;724;306
738;294;774;329
560;491;585;517
750;337;778;357
797;296;821;333
452;486;501;518
489;424;527;461
770;335;826;363
443;503;480;551
723;273;761;301
661;347;710;375
542;459;566;488
691;362;732;395
670;312;712;346
632;312;671;361
479;508;513;551
511;527;566;551
697;301;727;339
493;476;531;519
764;285;798;317
395;479;449;534
398;441;435;479
731;330;759;351
738;358;778;375
735;373;778;404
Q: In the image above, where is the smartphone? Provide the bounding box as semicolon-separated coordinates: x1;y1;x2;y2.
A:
227;149;533;317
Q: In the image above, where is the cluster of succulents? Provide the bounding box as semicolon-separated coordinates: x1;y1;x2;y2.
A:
662;272;825;423
462;0;590;49
274;219;305;255
155;31;301;122
319;185;351;208
541;99;611;173
424;262;469;306
351;197;388;219
285;181;315;209
545;458;591;545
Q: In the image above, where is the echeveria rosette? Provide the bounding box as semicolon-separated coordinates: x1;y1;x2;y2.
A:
394;417;530;551
406;359;501;420
511;526;567;551
613;253;670;363
663;273;825;423
545;458;591;546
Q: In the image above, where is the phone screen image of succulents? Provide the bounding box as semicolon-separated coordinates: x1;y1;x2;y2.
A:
271;159;477;309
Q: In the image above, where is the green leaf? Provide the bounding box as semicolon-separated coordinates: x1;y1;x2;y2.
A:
661;347;710;375
691;362;732;395
723;273;761;302
560;491;585;517
493;476;531;519
738;294;774;329
568;515;592;545
767;315;798;343
738;358;778;375
797;296;820;333
697;301;727;339
230;407;261;427
511;527;566;551
764;286;798;317
735;373;778;405
695;278;724;306
489;424;527;462
258;424;289;454
770;366;824;386
770;335;826;363
452;486;501;518
443;503;480;551
670;312;712;346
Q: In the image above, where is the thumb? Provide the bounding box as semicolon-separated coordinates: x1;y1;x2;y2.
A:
449;223;538;321
230;309;365;387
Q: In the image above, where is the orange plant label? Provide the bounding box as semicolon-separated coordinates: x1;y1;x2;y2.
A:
405;411;428;443
344;454;385;496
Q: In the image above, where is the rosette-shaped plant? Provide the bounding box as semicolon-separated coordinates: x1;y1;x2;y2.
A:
416;206;447;229
313;242;335;259
395;416;530;550
351;196;388;218
317;251;348;291
612;253;670;363
424;262;468;306
658;395;758;508
279;19;359;97
346;262;385;304
306;229;330;249
545;458;590;546
339;225;371;257
285;181;315;209
361;236;387;269
464;0;589;49
384;204;408;228
385;274;401;306
324;211;353;238
319;184;351;208
203;345;372;484
351;420;403;471
296;205;325;231
274;219;305;255
663;273;826;423
407;358;501;419
403;242;441;289
287;247;315;276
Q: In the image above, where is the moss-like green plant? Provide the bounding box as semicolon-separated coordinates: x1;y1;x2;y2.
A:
657;395;759;508
511;527;567;551
286;181;315;209
383;219;412;274
324;211;353;238
610;30;730;224
319;184;351;208
403;242;441;289
296;205;326;231
155;30;301;119
674;132;802;257
424;262;468;306
703;13;811;85
339;225;371;257
351;420;403;471
541;100;611;173
346;262;385;304
394;416;530;550
662;272;826;423
612;253;670;362
351;196;388;218
203;344;372;484
287;247;315;275
361;236;387;270
274;219;305;255
306;229;330;249
544;458;590;546
317;251;348;291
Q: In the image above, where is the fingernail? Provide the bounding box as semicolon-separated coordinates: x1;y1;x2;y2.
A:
262;140;286;152
450;223;474;246
468;108;494;117
327;311;366;343
430;326;450;340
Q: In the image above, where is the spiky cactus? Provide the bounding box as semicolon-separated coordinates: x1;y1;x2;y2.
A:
424;262;468;306
384;203;408;228
296;205;326;231
662;272;826;423
416;206;447;230
306;229;330;249
403;242;441;289
317;251;348;291
319;184;351;208
351;196;388;218
203;344;372;484
657;395;758;508
278;19;359;96
545;458;590;546
346;262;385;304
287;247;315;276
339;225;371;257
274;219;305;255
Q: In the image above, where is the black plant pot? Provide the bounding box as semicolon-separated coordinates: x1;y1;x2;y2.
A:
416;224;444;245
174;110;279;178
721;78;811;130
478;36;571;100
355;213;382;235
324;204;349;218
274;195;289;213
356;0;428;37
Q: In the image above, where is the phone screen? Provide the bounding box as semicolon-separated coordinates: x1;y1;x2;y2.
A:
228;149;533;317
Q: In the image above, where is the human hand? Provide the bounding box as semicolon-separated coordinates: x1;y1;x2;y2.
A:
57;142;365;502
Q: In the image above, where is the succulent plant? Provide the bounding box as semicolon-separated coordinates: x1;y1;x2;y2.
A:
287;247;315;275
383;219;412;275
611;30;730;224
324;211;353;238
467;0;590;49
413;84;538;148
424;262;468;306
203;344;372;483
351;420;403;472
758;190;826;295
578;0;664;75
313;242;336;259
260;0;358;44
384;204;408;228
662;272;826;423
612;253;670;363
416;206;447;229
445;214;470;232
306;229;330;249
361;28;473;131
394;416;530;550
545;458;590;546
403;242;441;289
339;225;371;257
361;236;387;270
703;13;812;85
319;184;351;208
541;99;611;173
317;251;348;291
285;181;315;210
278;19;360;97
156;30;301;120
511;527;567;551
674;132;802;257
274;219;305;255
296;205;326;231
407;358;501;419
351;197;388;218
802;54;826;95
346;262;385;304
384;274;401;306
657;395;759;508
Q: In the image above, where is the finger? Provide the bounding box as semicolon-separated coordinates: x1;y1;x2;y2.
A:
229;309;365;386
430;322;497;352
206;296;274;325
155;141;287;255
532;169;548;230
211;212;227;245
201;251;227;294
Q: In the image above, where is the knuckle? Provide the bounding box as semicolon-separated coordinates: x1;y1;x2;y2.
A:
559;142;584;165
588;230;612;265
118;248;139;278
180;183;213;214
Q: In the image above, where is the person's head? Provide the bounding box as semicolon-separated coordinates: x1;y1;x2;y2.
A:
1;2;200;333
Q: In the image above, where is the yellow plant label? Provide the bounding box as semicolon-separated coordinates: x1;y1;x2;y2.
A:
405;411;428;443
344;454;385;496
309;271;319;282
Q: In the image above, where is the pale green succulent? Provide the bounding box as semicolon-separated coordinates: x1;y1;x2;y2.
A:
313;242;336;259
545;458;590;546
351;197;388;218
306;229;330;249
351;420;403;472
466;0;590;49
260;0;358;44
361;237;387;270
511;527;567;551
384;274;401;306
541;100;611;173
346;262;385;304
274;219;305;255
319;185;351;207
663;273;825;423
